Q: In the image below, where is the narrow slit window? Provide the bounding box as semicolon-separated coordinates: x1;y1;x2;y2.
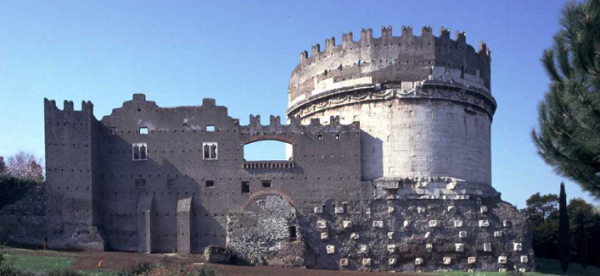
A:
203;142;218;160
132;143;147;161
288;226;297;241
109;127;117;135
262;180;272;188
318;134;323;140
241;181;250;194
139;127;149;134
135;179;146;188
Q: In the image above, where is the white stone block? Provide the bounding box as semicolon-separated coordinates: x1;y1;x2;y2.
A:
342;220;352;229
499;268;507;272
467;269;474;273
498;256;507;264
483;243;492;252
480;206;488;213
494;231;503;237
454;220;463;227
443;257;451;265
520;255;529;263
459;231;468;238
428;220;439;227
326;245;335;254
447;206;456;213
403;220;410;227
320;232;329;240
426;243;433;252
424;231;432;239
387;243;396;253
479;220;490;227
387;232;394;239
340;258;349;267
387;206;395;214
335;206;345;214
373;220;384;228
417;206;426;214
519;268;527;272
514;243;523;251
316;220;327;229
415;258;424;265
503;220;511;227
359;244;369;253
468;257;477;264
389;257;397;265
455;243;464;252
362;258;371;266
350;232;359;240
314;206;323;214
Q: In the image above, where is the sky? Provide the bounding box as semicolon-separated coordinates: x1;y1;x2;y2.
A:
0;0;595;207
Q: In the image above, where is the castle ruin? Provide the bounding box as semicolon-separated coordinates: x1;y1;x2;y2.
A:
0;26;534;273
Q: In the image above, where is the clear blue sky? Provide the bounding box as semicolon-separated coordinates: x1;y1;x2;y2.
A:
0;0;594;207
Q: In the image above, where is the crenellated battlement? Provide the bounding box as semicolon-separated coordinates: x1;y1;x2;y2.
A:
241;115;359;135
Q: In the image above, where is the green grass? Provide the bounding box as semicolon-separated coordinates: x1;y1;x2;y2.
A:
431;258;600;276
3;253;73;273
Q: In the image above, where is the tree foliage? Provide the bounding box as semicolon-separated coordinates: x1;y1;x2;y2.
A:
532;0;600;198
0;156;6;176
5;152;44;182
559;183;570;272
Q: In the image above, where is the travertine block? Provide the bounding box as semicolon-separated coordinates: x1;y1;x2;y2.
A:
387;244;396;253
448;206;456;213
443;257;451;265
335;206;345;214
359;244;369;253
389;257;397;265
417;206;426;214
514;243;522;251
454;220;463;227
326;245;335;254
387;232;394;239
316;220;327;229
403;220;410;227
494;231;503;237
499;268;507;272
520;256;529;263
342;220;352;229
468;257;477;264
483;243;492;252
314;206;323;214
459;231;468;238
362;258;371;266
428;220;439;227
519;268;527;272
340;258;349;267
387;206;395;214
455;243;464;252
426;243;433;252
480;206;488;213
498;256;507;264
424;231;432;239
320;232;329;240
503;220;511;227
373;220;384;228
350;232;359;240
415;258;424;265
479;220;490;227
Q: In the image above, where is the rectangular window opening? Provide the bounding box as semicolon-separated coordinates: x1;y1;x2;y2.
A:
262;180;272;188
167;179;177;188
109;127;117;135
205;180;215;188
139;127;149;135
288;226;297;241
241;181;250;194
206;125;215;132
132;143;148;161
135;179;146;188
203;142;218;160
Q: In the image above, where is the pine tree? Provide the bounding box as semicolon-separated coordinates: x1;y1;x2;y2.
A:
576;213;589;267
559;183;570;272
531;0;600;199
593;213;600;267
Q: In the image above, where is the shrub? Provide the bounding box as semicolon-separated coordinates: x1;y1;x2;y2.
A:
505;271;524;276
117;262;155;276
46;269;84;276
0;265;37;276
189;266;221;276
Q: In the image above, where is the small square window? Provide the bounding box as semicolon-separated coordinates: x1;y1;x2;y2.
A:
203;142;218;160
109;127;117;135
205;180;214;188
288;226;297;241
135;179;146;188
139;127;149;135
206;125;215;132
262;180;272;188
167;179;177;188
318;134;323;140
241;181;250;194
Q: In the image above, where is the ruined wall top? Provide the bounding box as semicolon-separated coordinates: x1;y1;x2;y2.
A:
288;26;491;108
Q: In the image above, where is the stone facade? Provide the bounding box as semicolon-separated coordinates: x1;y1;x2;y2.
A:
0;25;535;273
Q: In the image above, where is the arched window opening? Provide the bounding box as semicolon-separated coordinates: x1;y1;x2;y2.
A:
243;140;293;161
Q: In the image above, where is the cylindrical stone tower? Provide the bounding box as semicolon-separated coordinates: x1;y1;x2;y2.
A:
287;26;497;195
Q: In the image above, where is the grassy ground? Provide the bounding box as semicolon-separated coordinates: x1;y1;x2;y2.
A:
2;248;600;276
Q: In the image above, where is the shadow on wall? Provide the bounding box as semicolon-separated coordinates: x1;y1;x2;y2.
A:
361;130;383;180
97;127;224;253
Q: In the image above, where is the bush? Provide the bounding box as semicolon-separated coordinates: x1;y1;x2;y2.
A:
117;262;155;276
46;269;83;276
505;271;524;276
189;266;221;276
0;265;37;276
